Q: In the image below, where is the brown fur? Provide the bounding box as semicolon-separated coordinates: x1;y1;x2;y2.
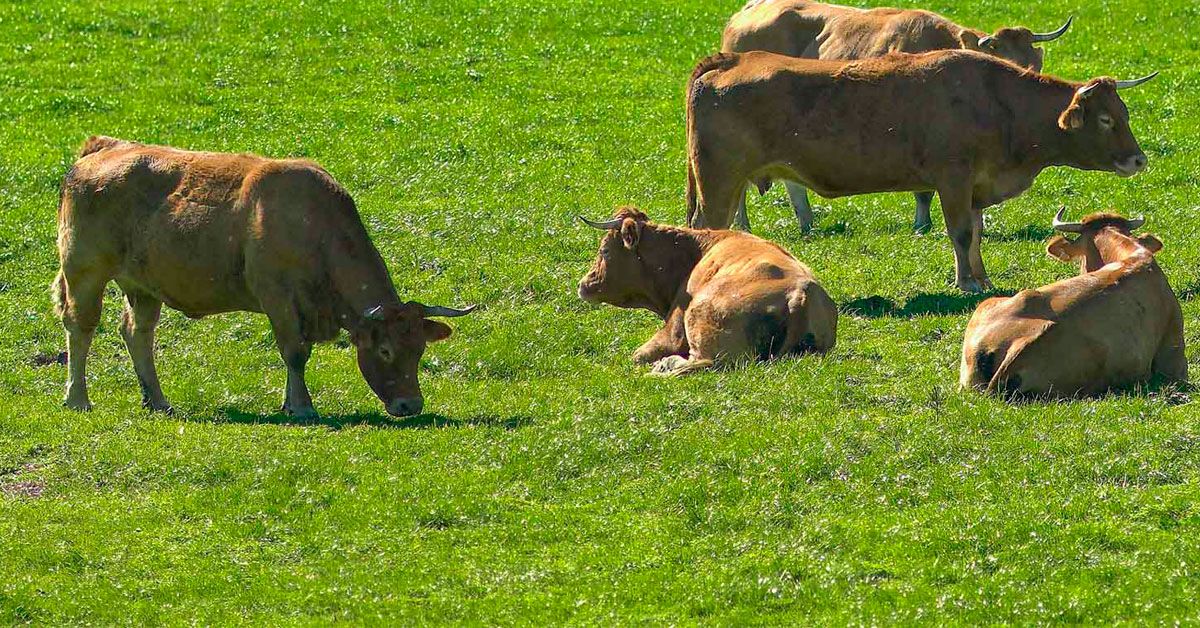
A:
578;207;836;375
53;137;462;417
960;213;1185;398
684;50;1150;292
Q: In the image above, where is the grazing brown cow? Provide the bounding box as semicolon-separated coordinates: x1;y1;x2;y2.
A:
721;0;1072;232
53;136;475;418
577;207;836;375
685;50;1157;292
959;210;1186;398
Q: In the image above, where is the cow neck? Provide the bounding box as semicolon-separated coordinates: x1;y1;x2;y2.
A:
1003;77;1077;170
1086;227;1156;274
636;224;715;319
325;218;403;330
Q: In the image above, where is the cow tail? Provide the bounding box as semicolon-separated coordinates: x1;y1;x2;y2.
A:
685;53;739;227
50;270;66;319
985;344;1027;396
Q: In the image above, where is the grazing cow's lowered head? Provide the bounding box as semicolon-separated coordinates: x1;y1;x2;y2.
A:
351;302;475;417
1046;208;1161;273
961;17;1072;72
1057;74;1157;177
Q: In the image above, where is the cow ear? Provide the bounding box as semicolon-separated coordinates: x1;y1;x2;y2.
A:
423;319;453;343
620;218;641;250
958;31;982;50
1057;102;1085;131
1138;234;1164;254
1046;235;1080;261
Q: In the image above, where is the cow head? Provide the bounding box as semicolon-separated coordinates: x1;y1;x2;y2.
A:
961;17;1072;72
1057;74;1157;176
577;207;656;310
1046;208;1161;273
351;301;475;417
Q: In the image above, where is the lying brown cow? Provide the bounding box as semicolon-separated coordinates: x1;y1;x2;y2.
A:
959;210;1186;398
722;0;1072;232
685;50;1156;292
577;207;836;375
53;136;474;418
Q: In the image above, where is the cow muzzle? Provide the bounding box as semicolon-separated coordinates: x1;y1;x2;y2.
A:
387;396;424;417
1114;153;1148;177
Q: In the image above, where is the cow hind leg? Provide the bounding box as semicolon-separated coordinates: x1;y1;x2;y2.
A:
913;191;934;233
785;181;814;233
55;267;109;411
119;288;172;413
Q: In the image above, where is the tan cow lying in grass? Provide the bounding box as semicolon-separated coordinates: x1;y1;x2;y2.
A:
577;207;836;375
53;136;474;418
721;0;1073;232
959;210;1186;398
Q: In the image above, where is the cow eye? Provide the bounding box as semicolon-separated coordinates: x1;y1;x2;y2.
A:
1098;114;1114;129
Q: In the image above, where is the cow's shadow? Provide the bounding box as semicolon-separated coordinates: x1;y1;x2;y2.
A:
206;407;532;431
842;291;1009;318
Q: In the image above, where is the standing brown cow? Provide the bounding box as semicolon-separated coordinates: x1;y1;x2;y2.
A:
959;210;1186;398
53;136;474;418
722;0;1073;232
685;50;1156;292
577;207;836;375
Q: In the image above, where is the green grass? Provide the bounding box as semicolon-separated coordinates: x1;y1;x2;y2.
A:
3;0;1200;623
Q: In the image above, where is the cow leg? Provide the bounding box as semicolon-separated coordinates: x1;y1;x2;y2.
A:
734;190;751;232
56;269;107;411
119;289;172;413
265;312;317;419
938;184;991;293
633;305;689;364
785;181;814;233
913;191;934;233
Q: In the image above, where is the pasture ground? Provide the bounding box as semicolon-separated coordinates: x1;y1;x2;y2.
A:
2;0;1200;623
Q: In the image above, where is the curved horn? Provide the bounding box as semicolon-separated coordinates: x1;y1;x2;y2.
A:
1115;71;1159;90
578;215;623;230
422;304;478;318
978;35;995;47
1126;216;1146;230
1052;206;1084;233
363;305;386;321
1031;16;1073;43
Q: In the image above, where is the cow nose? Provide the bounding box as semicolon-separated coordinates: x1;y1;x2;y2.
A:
1117;153;1148;175
1132;154;1148;171
387;396;424;417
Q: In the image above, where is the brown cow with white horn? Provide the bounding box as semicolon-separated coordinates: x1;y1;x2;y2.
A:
577;207;836;375
685;49;1157;292
53;136;475;418
959;209;1186;398
722;0;1074;232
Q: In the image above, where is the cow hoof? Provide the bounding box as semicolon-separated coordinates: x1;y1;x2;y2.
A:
913;221;932;234
649;355;690;376
143;400;174;415
956;279;985;294
283;405;319;421
63;396;92;412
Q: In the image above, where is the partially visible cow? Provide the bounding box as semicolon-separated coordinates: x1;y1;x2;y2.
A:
721;0;1073;232
53;136;475;418
685;50;1157;292
577;206;836;375
959;210;1186;398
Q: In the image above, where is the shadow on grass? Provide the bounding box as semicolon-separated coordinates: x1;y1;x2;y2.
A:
995;376;1194;406
843;291;1010;318
986;224;1056;242
206;407;532;430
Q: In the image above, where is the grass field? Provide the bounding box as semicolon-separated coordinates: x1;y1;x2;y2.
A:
3;0;1200;623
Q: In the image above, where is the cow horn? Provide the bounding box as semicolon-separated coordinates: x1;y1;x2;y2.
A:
1052;207;1084;233
1031;16;1073;43
363;305;387;320
422;304;478;318
1126;216;1146;230
1115;72;1159;90
578;215;623;230
978;35;994;47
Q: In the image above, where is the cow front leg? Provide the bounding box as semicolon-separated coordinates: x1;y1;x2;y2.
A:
633;306;689;364
938;183;990;292
119;289;172;413
267;314;316;419
913;191;934;233
733;189;752;231
785;181;814;233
